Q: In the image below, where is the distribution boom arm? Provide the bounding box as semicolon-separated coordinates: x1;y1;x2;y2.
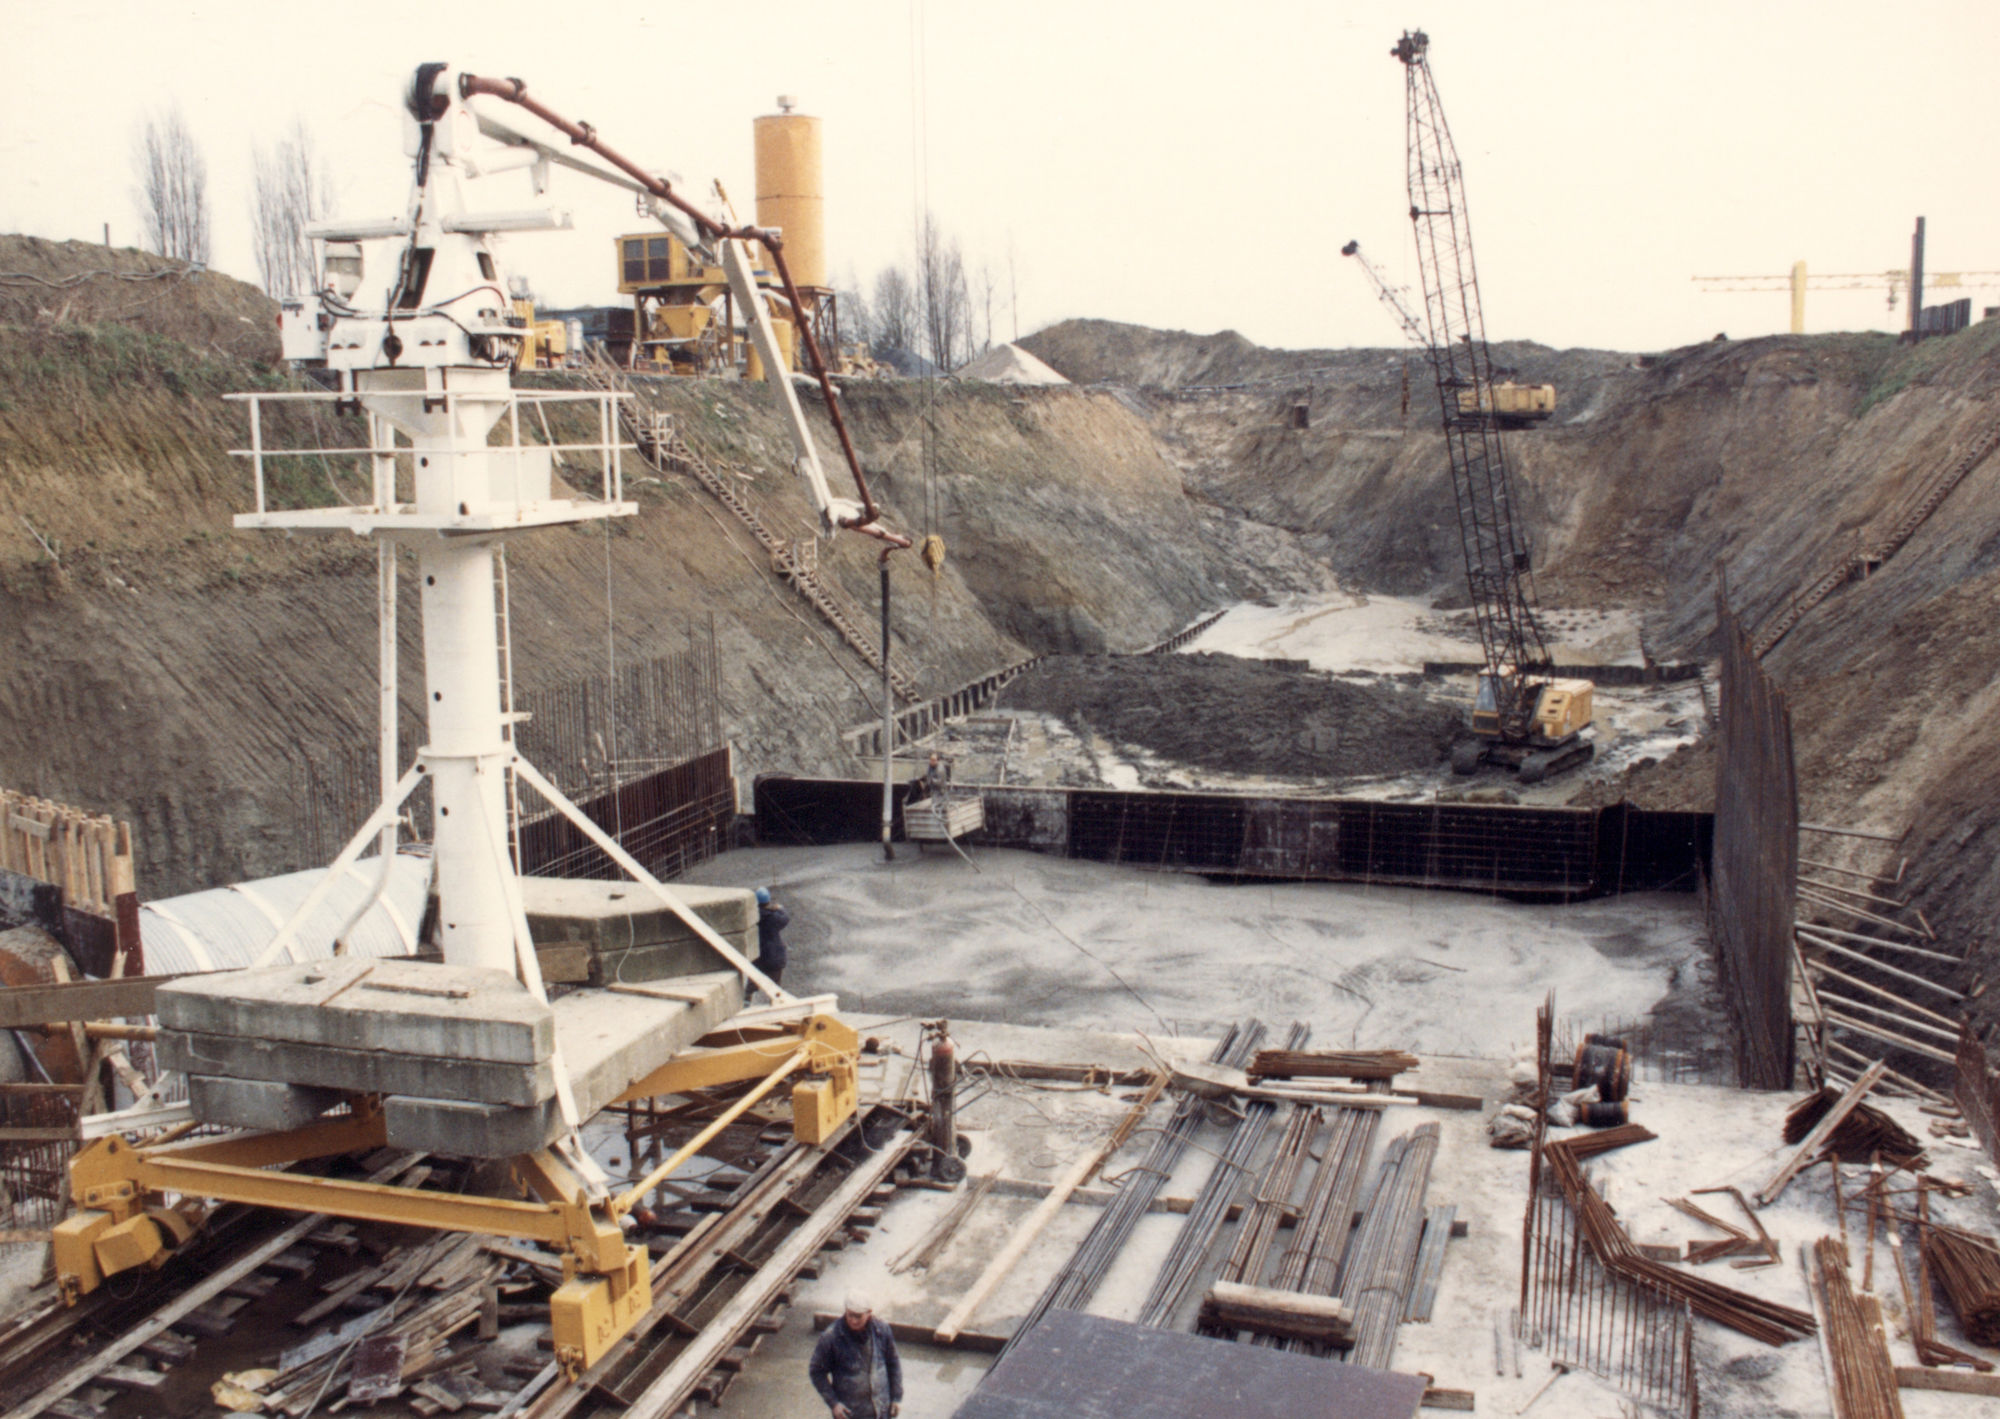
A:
459;72;908;549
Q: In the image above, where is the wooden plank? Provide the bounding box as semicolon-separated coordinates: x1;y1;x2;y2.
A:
1421;1389;1477;1411
0;1152;425;1419
0;975;187;1029
935;1077;1164;1344
1206;1280;1352;1324
811;1313;1007;1355
1895;1367;2000;1396
1757;1060;1886;1206
618;1131;918;1419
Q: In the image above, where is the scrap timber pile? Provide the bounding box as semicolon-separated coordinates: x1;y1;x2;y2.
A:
1515;997;2000;1416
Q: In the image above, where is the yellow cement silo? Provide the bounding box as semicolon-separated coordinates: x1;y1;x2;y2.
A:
754;96;825;290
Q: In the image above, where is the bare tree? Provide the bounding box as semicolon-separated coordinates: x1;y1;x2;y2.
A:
134;106;210;264
833;267;873;354
871;265;917;357
251;120;333;297
917;214;970;370
975;261;999;356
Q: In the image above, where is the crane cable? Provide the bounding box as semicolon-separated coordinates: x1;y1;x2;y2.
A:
910;0;946;602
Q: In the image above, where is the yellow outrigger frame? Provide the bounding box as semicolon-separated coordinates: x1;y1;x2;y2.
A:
54;1012;859;1377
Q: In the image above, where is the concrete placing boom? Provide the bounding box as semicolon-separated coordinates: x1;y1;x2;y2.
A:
1393;29;1593;782
52;65;871;1382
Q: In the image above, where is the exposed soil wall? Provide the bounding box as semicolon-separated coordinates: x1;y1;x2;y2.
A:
1026;315;2000;1050
8;239;2000;1051
0;248;1312;896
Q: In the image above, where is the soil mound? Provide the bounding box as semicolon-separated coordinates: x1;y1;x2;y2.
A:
996;652;1462;780
0;235;278;362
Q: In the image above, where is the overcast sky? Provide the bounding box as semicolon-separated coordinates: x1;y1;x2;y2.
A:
4;0;1996;353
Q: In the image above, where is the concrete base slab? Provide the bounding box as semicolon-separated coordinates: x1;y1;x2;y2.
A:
384;1093;560;1158
186;1074;343;1131
554;971;744;1119
521;877;755;984
160;1029;555;1107
157;959;553;1064
377;973;741;1155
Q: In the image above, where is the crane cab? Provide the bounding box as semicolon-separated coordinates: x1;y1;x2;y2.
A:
1460;670;1596;782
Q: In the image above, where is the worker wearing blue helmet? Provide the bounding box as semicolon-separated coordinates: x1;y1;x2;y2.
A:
754;886;789;989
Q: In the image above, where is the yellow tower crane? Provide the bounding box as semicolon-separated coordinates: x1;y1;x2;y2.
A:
1694;262;2000;334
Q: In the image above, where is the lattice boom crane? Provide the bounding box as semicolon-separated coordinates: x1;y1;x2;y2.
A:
1393;29;1593;782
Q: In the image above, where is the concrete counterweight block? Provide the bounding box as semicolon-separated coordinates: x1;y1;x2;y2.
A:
156;957;747;1158
520;877;757;985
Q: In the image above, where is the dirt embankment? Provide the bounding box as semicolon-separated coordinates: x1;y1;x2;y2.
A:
996;653;1462;781
1031;314;2000;1046
0;245;1324;895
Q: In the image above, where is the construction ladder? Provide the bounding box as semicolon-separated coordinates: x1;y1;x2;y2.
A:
574;352;922;702
1753;416;2000;658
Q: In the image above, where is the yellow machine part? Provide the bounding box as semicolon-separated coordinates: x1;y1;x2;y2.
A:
1534;678;1594;741
534;319;567;363
744;314;795;381
513;297;539;370
1457;382;1557;419
55;1014;860;1371
550;1243;652;1377
618;234;730;294
652;304;714;342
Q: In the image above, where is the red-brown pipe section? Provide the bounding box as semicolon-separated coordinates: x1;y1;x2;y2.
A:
457;72;905;547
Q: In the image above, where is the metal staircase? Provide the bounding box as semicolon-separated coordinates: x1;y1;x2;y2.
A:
576;353;922;701
1754;416;2000;657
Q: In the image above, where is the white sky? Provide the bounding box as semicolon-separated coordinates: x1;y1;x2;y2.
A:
4;0;1997;353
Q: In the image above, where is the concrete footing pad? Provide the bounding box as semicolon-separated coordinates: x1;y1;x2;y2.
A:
521;877;757;984
156;954;747;1157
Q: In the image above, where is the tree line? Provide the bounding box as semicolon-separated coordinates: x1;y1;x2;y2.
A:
838;215;1011;373
130;102;330;294
133;104;1012;373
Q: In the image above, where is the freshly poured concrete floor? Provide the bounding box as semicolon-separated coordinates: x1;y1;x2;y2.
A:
684;844;1716;1059
682;845;2000;1419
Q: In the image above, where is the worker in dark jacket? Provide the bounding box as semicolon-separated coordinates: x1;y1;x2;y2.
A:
754;886;789;989
809;1294;902;1419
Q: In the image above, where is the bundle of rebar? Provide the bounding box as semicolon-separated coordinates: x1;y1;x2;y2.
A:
1248;1049;1419;1082
1784;1088;1925;1166
1273;1106;1384;1353
1543;1127;1816;1345
999;1020;1265;1360
1199;1104;1325;1337
1136;1022;1310;1329
1922;1226;2000;1346
1333;1122;1440;1370
1809;1238;1904;1419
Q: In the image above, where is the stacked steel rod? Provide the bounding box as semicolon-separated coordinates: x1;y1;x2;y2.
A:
1809;1238;1904;1419
1200;1104;1325;1336
1922;1225;2000;1346
1334;1122;1441;1369
999;1020;1265;1360
1542;1126;1816;1344
1136;1022;1309;1329
1268;1106;1385;1353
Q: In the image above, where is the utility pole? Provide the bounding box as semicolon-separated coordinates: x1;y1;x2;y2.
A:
1906;216;1926;341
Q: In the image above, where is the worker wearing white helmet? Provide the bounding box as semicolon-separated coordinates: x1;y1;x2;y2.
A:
809;1292;902;1419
